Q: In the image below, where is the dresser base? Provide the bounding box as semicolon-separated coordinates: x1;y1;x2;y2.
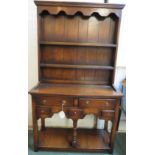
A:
37;127;112;153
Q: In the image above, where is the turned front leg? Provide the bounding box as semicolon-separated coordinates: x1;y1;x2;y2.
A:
65;107;85;148
72;119;79;148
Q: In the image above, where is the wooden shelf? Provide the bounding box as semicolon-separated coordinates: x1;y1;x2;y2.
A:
41;79;110;85
29;83;123;97
40;63;114;70
38;128;111;152
40;41;117;48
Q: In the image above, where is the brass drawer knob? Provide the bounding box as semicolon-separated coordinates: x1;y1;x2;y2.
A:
62;100;66;104
106;101;109;106
86;100;90;105
41;110;45;113
43;99;47;104
74;111;77;114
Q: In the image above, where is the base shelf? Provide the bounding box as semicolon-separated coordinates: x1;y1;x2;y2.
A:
38;127;112;152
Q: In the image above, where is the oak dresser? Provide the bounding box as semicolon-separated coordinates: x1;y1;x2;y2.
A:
29;0;125;153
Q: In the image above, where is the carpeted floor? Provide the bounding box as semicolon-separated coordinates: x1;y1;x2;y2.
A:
28;131;126;155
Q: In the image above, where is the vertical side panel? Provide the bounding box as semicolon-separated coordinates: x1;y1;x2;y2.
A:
32;96;38;151
109;18;116;44
112;18;120;84
37;14;42;82
110;99;120;148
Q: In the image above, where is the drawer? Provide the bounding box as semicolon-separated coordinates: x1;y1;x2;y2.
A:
36;107;52;118
65;108;85;120
36;96;73;107
99;110;115;119
79;98;116;110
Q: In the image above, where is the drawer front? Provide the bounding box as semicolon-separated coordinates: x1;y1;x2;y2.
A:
79;98;116;110
36;107;52;118
65;108;85;120
99;110;115;120
36;96;73;107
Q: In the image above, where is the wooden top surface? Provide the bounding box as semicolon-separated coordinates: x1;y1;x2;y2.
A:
34;0;125;9
29;83;122;98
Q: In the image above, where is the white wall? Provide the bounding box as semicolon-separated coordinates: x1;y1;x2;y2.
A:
28;0;38;128
28;0;126;130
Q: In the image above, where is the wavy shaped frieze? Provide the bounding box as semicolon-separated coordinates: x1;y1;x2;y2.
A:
38;6;121;18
